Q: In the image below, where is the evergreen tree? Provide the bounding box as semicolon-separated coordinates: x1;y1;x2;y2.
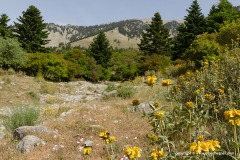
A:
172;0;207;60
14;5;49;53
0;14;13;38
88;31;112;68
138;12;170;56
207;0;240;33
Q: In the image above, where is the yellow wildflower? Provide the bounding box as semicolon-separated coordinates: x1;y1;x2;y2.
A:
83;147;92;155
217;88;224;94
185;101;194;109
190;142;201;154
150;148;164;160
198;135;204;142
194;89;201;95
205;93;214;100
99;131;116;144
105;136;115;144
125;146;141;159
200;141;209;152
99;131;109;139
212;102;217;106
153;101;160;108
155;110;164;119
146;75;157;86
161;79;172;86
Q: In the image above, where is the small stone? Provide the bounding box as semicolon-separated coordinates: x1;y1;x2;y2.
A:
84;140;93;147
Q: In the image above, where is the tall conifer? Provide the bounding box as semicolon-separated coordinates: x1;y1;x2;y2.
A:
172;0;207;60
207;0;240;33
88;31;112;68
14;5;49;53
138;12;171;56
0;14;13;38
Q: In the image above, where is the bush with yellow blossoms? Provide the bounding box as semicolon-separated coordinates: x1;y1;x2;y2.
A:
124;146;141;159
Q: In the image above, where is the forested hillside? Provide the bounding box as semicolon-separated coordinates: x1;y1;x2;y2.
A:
46;19;183;48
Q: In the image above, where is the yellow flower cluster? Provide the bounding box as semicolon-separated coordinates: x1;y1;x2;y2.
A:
124;146;141;159
150;148;164;160
190;140;221;154
224;109;240;126
161;79;172;86
83;147;92;155
99;131;116;144
205;93;214;100
185;101;194;109
146;134;158;142
146;75;157;86
153;101;160;108
155;110;164;119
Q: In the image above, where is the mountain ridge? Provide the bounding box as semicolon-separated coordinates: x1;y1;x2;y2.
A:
46;18;184;49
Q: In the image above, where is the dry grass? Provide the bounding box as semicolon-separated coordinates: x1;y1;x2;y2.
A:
0;99;152;160
0;71;173;160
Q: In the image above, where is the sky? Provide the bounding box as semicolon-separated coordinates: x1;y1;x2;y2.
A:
1;0;240;26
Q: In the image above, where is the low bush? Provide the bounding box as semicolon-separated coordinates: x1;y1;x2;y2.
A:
117;85;135;99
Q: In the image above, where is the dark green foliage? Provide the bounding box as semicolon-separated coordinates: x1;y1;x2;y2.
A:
88;31;112;68
63;48;104;82
14;5;50;53
140;54;172;74
0;37;27;70
24;53;74;81
138;12;171;56
207;0;240;33
0;14;13;38
109;50;141;81
172;0;207;60
184;33;222;68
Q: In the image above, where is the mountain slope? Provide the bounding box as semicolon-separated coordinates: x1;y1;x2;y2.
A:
46;19;183;49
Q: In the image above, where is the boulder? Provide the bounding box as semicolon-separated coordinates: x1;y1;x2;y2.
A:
13;125;55;139
135;102;153;114
16;135;45;153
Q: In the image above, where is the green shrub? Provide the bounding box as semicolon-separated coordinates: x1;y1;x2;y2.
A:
117;86;135;99
24;53;75;81
109;50;141;81
0;37;27;70
140;54;172;75
3;105;40;131
105;82;117;92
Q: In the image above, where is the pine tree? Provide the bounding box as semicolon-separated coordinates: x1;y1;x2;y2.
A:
88;31;112;68
14;5;49;53
138;12;171;56
207;0;240;33
0;14;13;38
172;0;207;60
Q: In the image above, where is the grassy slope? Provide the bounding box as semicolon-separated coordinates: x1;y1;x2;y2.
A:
0;71;172;160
